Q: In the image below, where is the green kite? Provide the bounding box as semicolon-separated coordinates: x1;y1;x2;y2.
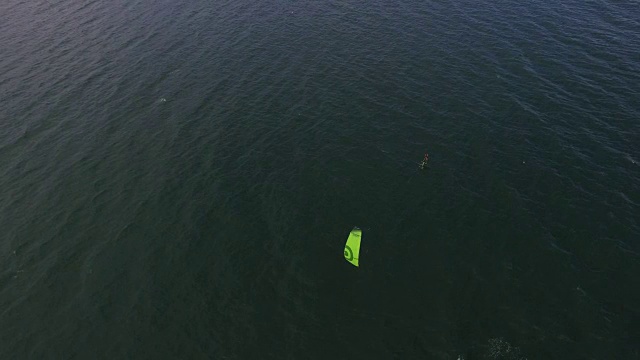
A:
344;227;362;267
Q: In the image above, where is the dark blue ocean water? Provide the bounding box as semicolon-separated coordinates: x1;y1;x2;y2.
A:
1;0;639;358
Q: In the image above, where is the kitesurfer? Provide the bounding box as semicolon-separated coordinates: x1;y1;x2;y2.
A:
419;152;429;169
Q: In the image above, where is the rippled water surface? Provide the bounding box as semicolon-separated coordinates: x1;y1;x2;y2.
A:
1;0;639;358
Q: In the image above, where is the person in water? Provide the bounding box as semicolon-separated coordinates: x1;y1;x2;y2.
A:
419;152;429;169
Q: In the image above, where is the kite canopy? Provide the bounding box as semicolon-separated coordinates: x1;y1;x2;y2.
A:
344;227;362;267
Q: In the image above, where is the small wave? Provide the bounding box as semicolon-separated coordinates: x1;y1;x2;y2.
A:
457;338;529;360
486;338;528;360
